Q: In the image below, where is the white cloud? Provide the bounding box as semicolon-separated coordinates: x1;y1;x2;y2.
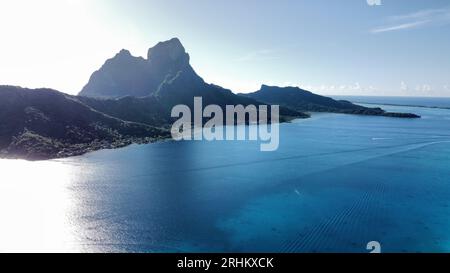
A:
295;82;379;95
371;20;430;33
415;84;432;92
371;7;450;33
400;81;408;91
389;8;448;21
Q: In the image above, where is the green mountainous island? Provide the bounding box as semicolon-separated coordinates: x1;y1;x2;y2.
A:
0;38;419;160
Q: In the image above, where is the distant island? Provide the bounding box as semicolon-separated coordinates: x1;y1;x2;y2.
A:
0;38;419;160
240;85;420;118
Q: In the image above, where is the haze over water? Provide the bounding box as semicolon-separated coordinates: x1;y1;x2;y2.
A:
1;98;450;253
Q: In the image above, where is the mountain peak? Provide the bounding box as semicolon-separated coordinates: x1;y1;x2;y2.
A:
117;49;131;56
110;49;137;63
147;37;189;66
79;38;195;98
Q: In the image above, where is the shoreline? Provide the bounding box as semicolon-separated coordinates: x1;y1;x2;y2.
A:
0;109;421;162
0;135;171;162
355;101;450;110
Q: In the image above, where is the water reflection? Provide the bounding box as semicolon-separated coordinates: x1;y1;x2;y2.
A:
0;159;78;252
1;104;450;252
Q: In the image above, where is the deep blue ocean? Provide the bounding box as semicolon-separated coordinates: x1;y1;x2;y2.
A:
1;97;450;252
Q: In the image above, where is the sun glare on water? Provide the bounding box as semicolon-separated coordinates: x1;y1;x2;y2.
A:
0;159;79;252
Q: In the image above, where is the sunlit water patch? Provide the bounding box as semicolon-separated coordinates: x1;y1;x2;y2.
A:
1;103;450;252
0;160;79;252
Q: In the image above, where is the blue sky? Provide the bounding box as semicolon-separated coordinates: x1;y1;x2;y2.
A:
1;0;449;96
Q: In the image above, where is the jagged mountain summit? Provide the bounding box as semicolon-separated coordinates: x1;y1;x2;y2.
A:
79;38;306;122
79;38;196;98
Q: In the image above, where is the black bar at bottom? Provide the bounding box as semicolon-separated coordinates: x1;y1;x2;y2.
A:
0;253;447;272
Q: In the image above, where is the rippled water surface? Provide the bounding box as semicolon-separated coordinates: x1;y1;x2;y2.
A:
1;102;450;252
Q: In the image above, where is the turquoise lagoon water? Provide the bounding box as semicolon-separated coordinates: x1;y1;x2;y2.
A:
1;99;450;252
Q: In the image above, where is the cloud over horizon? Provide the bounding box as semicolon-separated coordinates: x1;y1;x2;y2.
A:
371;7;450;33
